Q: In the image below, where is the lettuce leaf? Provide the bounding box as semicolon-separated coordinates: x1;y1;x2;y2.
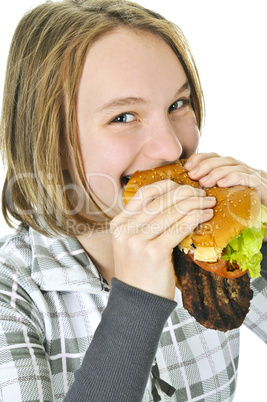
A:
221;226;265;278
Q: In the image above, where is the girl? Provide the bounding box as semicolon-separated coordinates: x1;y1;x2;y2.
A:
0;1;267;401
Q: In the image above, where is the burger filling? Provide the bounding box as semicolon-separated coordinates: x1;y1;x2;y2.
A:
221;226;265;278
189;226;265;278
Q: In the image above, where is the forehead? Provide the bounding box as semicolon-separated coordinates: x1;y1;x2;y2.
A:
87;27;184;74
78;28;187;107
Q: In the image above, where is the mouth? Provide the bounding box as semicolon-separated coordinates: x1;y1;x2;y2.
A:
121;175;132;187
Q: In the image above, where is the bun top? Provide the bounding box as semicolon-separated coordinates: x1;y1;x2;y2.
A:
124;160;199;204
183;185;261;261
124;160;262;261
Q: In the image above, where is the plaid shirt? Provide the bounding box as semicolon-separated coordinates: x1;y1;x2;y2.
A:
0;225;267;401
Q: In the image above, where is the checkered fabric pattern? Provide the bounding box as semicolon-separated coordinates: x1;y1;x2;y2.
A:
0;224;267;401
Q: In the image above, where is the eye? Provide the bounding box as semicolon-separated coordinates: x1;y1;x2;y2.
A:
111;113;135;123
168;98;189;113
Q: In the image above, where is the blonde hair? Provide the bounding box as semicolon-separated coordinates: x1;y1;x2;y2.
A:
0;0;204;236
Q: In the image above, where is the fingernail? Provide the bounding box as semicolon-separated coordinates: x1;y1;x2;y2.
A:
189;167;199;176
205;196;216;202
204;209;214;214
200;174;210;183
217;178;228;185
184;161;192;169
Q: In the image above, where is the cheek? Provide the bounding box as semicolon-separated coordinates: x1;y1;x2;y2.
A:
87;172;120;208
177;115;200;156
82;151;121;201
81;140;128;207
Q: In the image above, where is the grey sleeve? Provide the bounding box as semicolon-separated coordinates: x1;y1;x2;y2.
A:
64;277;177;402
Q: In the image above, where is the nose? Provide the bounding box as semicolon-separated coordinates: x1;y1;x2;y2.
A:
142;117;182;164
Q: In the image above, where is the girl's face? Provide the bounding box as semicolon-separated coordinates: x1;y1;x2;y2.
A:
76;28;199;218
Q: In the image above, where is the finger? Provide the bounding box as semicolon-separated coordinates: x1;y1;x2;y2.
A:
186;155;246;181
160;195;216;219
113;180;178;229
198;165;255;188
184;152;220;170
122;188;209;229
144;185;207;216
216;170;267;193
202;168;267;206
133;196;216;240
123;179;179;215
155;208;214;250
113;193;213;238
118;180;206;222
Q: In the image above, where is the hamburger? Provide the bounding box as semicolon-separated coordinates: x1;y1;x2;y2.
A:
124;160;267;331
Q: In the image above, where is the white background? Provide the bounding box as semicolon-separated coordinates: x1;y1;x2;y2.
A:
0;1;267;400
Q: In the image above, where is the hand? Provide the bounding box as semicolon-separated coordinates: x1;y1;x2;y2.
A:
111;180;216;300
184;153;267;207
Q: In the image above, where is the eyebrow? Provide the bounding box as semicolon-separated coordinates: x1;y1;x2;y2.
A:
96;96;147;113
175;81;191;97
96;80;191;113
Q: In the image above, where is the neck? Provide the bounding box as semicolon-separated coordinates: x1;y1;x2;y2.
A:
77;228;115;285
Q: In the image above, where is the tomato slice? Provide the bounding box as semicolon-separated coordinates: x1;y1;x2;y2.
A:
188;253;248;278
216;265;248;278
192;258;227;274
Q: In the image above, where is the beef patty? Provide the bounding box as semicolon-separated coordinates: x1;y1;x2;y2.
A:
173;247;253;332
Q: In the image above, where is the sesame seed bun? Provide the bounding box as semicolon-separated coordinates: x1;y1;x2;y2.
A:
182;185;262;262
123;160;199;204
124;160;265;264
